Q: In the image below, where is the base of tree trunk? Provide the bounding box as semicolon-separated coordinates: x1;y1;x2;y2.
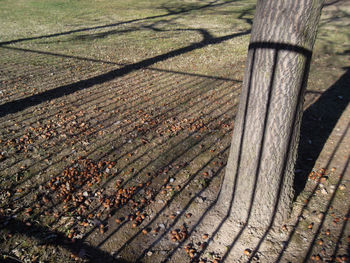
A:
192;200;295;262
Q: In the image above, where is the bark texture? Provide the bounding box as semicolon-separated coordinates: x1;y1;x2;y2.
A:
218;0;324;228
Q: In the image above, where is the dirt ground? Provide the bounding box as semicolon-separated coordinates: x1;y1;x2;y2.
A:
0;0;349;262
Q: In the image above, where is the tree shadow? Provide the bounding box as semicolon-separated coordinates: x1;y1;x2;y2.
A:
1;1;348;262
294;66;350;199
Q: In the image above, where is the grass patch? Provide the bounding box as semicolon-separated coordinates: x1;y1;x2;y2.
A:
0;0;255;77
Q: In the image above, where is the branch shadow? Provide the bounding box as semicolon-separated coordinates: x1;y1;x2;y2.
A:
0;0;241;46
0;64;238;261
0;29;249;118
0;217;130;263
0;30;241;261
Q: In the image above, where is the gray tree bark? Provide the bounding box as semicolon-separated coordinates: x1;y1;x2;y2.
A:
218;0;324;228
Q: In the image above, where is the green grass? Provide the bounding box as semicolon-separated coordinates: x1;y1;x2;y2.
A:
0;0;256;77
0;0;255;40
0;0;172;36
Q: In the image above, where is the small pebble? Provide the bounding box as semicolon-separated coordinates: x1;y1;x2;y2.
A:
321;188;328;195
339;184;346;190
318;212;324;219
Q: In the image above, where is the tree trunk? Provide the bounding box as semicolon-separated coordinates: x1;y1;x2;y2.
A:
218;0;324;228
